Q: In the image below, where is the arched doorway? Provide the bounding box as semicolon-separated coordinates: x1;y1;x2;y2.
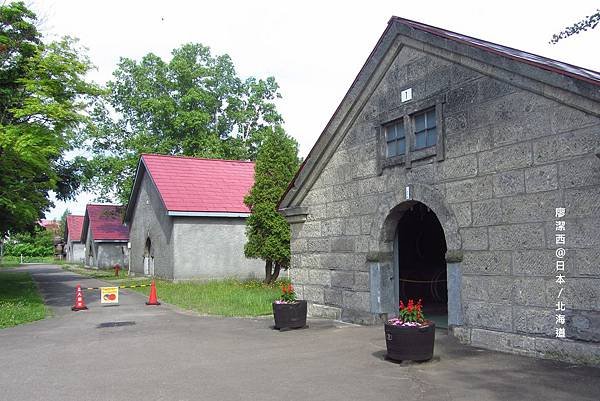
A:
143;237;154;276
394;201;448;328
88;244;94;267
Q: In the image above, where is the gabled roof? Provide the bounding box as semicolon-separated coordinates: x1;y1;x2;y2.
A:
82;204;129;243
65;215;84;242
124;154;255;221
278;16;600;210
393;17;600;86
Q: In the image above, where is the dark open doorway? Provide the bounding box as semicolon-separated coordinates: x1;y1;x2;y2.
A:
395;201;448;328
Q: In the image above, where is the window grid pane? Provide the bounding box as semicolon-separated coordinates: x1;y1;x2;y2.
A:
426;127;437;147
415;114;425;132
413;108;436;150
387;141;397;157
397;138;406;155
386;124;396;141
385;121;405;158
396;122;405;139
415;132;426;149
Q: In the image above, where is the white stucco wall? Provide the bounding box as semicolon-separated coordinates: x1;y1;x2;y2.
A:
127;171;175;279
66;241;85;264
172;217;264;280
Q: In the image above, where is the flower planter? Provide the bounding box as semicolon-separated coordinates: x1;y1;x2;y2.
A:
273;300;307;331
384;320;435;362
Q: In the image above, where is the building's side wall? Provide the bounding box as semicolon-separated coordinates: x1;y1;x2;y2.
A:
84;225;97;268
66;238;85;264
128;171;174;279
289;42;600;364
172;217;264;280
96;243;128;269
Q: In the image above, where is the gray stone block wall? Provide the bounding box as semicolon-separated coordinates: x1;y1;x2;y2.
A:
287;39;600;364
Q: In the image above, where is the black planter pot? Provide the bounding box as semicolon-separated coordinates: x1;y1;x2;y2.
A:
273;300;307;331
384;320;435;362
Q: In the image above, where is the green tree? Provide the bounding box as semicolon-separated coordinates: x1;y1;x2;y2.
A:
0;2;100;236
550;9;600;43
59;208;70;240
244;126;299;284
4;226;54;257
85;43;283;203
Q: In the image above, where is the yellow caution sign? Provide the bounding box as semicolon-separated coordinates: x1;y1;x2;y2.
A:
100;287;119;305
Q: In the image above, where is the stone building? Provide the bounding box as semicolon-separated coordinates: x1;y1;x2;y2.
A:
124;154;263;280
65;214;85;263
278;17;600;364
82;204;129;269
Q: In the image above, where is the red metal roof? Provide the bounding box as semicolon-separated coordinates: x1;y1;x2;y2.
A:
391;16;600;86
141;154;255;213
85;204;129;241
66;215;84;242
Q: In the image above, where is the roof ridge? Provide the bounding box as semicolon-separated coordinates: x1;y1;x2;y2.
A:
390;16;600;85
142;153;255;164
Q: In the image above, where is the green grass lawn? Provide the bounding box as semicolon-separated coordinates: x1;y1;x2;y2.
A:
0;272;48;328
0;255;65;268
62;264;285;317
0;261;21;269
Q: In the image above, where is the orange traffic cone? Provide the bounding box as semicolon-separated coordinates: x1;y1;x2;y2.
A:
146;280;160;306
71;284;88;311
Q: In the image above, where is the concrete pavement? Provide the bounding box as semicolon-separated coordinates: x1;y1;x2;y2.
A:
0;264;598;401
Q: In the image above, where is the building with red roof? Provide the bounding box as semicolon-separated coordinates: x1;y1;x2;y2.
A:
65;214;85;263
277;17;600;364
124;154;263;279
81;204;129;268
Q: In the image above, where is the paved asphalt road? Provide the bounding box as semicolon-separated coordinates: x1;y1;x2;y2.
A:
0;264;599;401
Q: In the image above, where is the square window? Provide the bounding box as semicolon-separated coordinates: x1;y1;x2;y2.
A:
385;121;405;158
378;100;444;172
413;108;436;150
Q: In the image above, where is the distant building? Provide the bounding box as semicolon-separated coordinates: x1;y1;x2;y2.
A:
82;204;129;269
38;219;60;234
278;17;600;364
124;154;263;280
65;215;84;263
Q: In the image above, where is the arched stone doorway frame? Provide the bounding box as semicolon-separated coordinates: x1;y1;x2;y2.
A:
366;182;464;327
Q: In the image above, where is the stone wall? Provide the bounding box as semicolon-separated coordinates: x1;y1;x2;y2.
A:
288;41;600;364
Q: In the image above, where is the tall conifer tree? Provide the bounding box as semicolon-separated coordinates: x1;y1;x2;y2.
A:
244;126;299;283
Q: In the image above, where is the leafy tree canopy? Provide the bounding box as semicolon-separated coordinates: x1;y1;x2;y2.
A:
84;43;283;203
3;225;54;257
0;2;101;236
244;126;299;283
